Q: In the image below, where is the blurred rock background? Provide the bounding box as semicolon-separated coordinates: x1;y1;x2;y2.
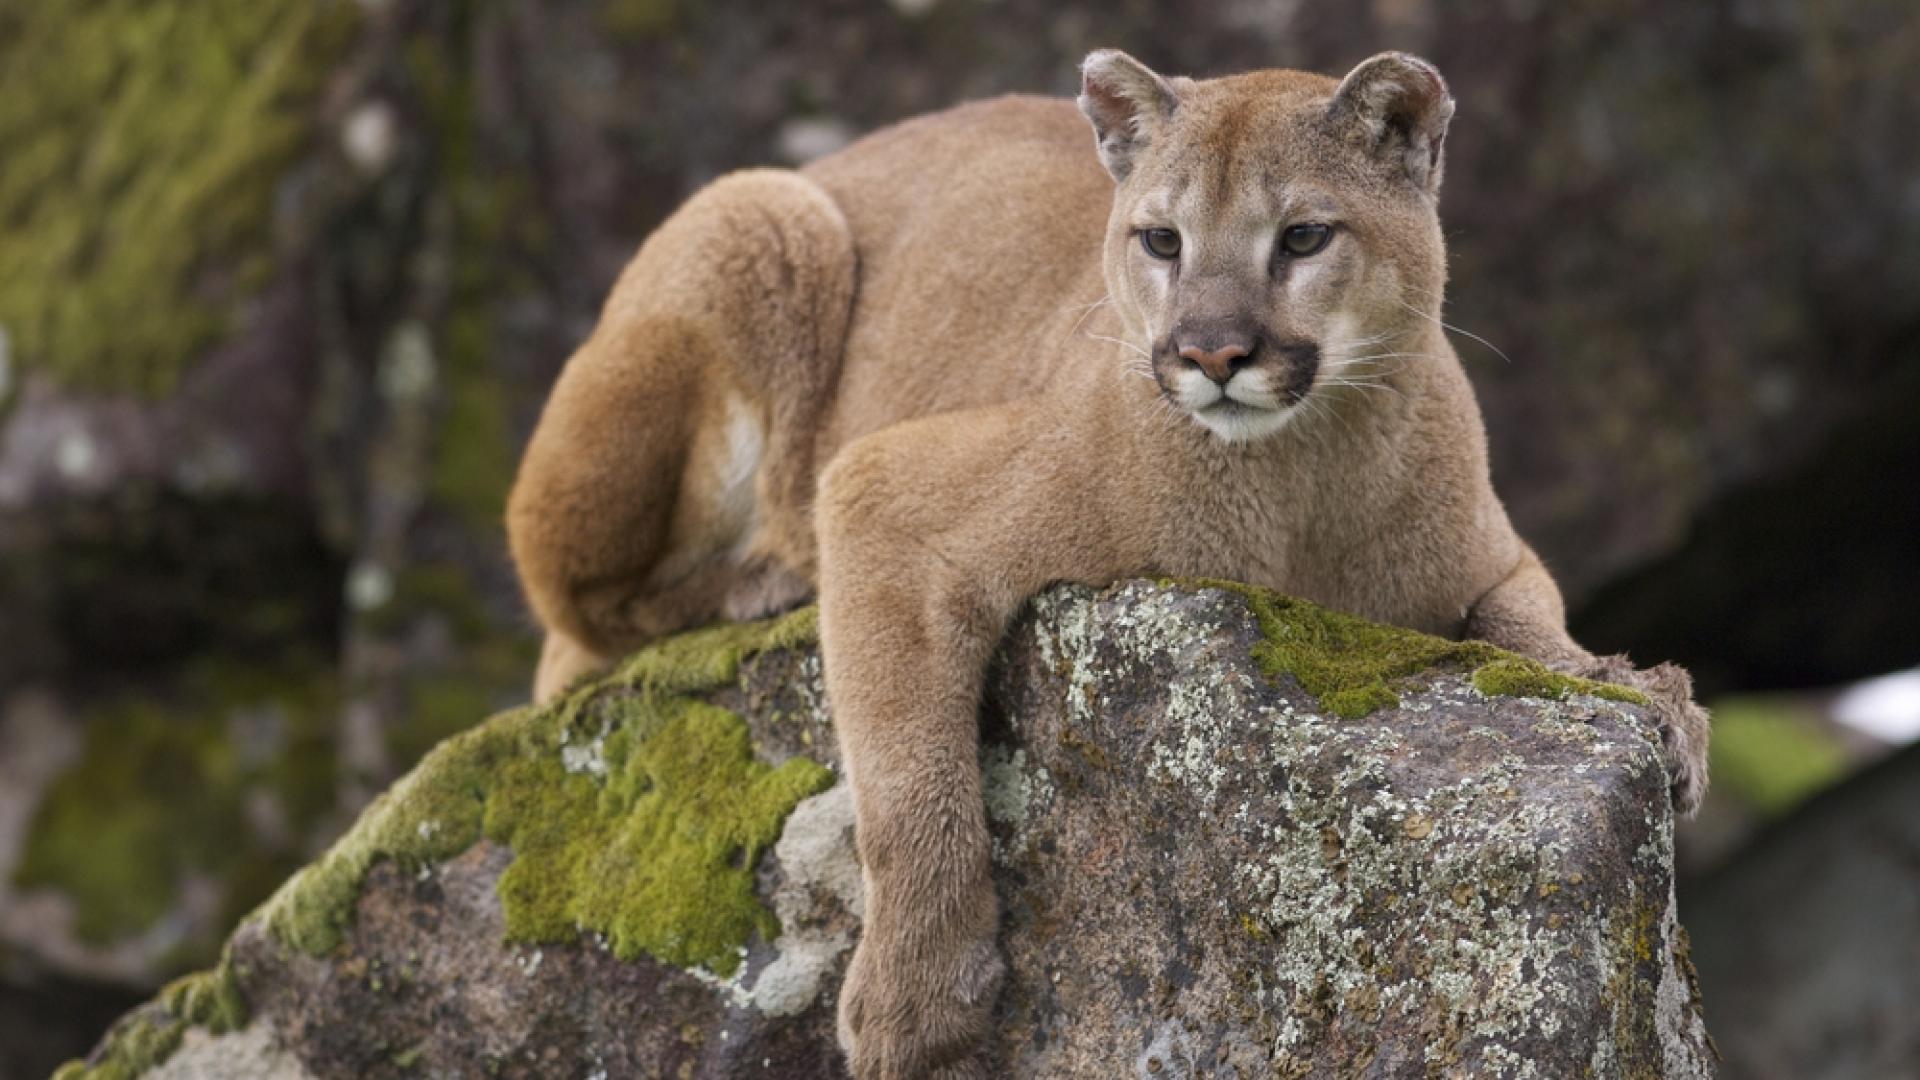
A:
0;0;1914;1076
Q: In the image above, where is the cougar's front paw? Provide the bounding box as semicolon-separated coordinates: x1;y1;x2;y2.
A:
836;929;1004;1080
1636;661;1711;816
1586;655;1711;815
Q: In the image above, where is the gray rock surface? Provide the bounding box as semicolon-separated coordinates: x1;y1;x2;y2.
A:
64;581;1713;1079
1689;742;1920;1080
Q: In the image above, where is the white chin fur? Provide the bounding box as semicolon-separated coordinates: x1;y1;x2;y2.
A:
1194;402;1295;443
1172;368;1296;444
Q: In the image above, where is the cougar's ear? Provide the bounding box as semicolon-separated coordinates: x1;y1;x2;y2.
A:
1327;52;1455;194
1078;49;1182;182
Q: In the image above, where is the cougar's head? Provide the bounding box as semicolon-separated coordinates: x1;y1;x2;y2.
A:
1079;50;1454;443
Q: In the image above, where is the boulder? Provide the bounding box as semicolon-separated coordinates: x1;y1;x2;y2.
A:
1688;741;1920;1080
58;581;1713;1079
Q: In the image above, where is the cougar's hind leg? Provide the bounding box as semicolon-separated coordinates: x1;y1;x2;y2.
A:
509;169;855;699
533;630;611;704
698;169;857;582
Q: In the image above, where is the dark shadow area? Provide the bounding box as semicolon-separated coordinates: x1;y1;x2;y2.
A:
0;971;145;1080
1683;738;1920;1080
0;495;346;685
1573;359;1920;696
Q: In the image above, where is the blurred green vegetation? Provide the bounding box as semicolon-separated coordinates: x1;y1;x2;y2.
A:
0;0;358;394
1706;696;1850;817
14;657;339;950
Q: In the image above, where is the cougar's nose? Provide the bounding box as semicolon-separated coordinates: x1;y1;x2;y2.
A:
1177;340;1254;385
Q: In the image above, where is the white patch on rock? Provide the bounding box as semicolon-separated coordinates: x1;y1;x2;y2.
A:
748;935;849;1019
981;747;1055;865
342;100;399;175
742;785;862;1017
346;560;394;612
560;719;611;778
777;117;856;165
53;428;99;481
148;1022;319;1080
1136;1019;1200;1077
378;323;436;402
981;747;1035;829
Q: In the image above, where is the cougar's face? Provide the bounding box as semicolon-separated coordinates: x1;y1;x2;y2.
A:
1093;70;1448;444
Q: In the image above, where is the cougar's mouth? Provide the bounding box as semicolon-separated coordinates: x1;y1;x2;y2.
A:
1189;390;1300;444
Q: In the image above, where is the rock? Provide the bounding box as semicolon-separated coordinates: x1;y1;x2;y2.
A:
59;581;1713;1078
1688;741;1920;1080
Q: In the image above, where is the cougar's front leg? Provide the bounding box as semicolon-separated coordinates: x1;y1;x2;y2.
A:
815;409;1127;1079
1466;547;1711;813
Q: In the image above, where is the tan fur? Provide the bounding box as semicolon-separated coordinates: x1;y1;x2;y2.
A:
506;52;1710;1077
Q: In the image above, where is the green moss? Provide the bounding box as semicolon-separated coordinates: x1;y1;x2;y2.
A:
52;958;248;1080
52;1013;184;1080
406;23;549;531
260;710;517;956
12;656;338;948
613;605;819;694
157;962;248;1035
488;699;832;973
1470;657;1648;707
260;608;830;976
1187;579;1646;717
604;0;681;38
363;564;494;640
428;359;518;527
0;0;359;393
1321;684;1401;719
1707;696;1848;814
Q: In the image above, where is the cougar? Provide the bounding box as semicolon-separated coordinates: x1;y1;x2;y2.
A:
506;50;1711;1077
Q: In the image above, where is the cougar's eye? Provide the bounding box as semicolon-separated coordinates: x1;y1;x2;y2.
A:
1280;223;1333;257
1140;228;1182;260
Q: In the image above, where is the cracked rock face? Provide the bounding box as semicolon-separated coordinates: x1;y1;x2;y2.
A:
76;581;1713;1078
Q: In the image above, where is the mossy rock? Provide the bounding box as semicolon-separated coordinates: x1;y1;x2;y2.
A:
259;607;833;969
58;583;1709;1078
1194;578;1645;717
0;0;359;393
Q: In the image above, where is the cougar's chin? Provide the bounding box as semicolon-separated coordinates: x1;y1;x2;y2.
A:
1193;398;1297;444
1167;367;1304;444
